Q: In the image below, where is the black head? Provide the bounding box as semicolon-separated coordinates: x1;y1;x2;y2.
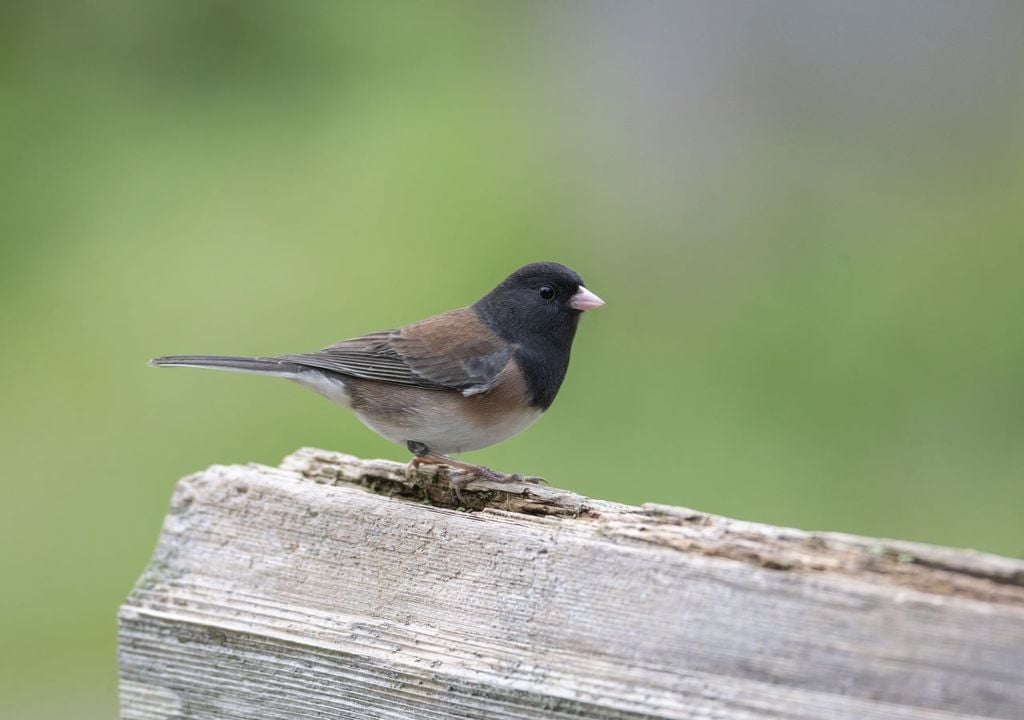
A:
474;262;590;346
473;262;603;409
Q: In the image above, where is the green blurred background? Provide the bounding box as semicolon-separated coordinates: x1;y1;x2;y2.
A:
1;1;1022;717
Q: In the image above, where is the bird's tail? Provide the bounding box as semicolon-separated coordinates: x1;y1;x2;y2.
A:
149;355;303;378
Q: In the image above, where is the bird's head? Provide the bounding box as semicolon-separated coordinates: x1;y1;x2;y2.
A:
474;262;604;348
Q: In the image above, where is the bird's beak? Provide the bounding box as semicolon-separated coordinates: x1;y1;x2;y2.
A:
569;286;605;311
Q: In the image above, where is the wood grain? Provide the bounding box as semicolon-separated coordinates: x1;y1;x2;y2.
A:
119;448;1024;719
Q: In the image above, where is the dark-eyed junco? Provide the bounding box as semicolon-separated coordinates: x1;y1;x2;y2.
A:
151;262;604;498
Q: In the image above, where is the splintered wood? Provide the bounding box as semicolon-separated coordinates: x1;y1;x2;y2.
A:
119;448;1024;719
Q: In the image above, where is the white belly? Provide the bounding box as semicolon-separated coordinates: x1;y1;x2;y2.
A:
354;403;543;455
295;370;543;455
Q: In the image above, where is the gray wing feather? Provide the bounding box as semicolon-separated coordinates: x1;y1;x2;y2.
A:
280;327;512;394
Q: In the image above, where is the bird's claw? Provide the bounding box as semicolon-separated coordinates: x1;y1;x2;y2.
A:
409;458;545;506
501;472;547;486
517;474;546;485
447;467;547;504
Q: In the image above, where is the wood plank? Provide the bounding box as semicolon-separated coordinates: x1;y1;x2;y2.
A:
119;448;1024;719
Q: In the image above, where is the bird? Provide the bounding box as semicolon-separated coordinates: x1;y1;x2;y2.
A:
151;262;604;499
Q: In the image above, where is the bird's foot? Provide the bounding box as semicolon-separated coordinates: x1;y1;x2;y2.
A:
448;465;545;504
405;449;543;505
405;456;424;483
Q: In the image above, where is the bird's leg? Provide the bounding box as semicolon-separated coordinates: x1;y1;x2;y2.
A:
405;441;433;482
405;441;544;503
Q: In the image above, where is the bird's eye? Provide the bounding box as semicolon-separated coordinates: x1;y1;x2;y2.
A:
539;285;555;300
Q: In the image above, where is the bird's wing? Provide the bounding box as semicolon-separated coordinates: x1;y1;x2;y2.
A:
280;308;513;395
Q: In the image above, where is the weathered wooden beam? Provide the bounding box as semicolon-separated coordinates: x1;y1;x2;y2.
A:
119;448;1024;720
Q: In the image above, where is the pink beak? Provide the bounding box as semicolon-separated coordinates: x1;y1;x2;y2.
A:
569;286;605;311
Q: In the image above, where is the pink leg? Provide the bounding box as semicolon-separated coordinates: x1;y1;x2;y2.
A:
405;442;543;503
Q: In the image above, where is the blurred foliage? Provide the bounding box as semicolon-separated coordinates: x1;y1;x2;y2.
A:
1;2;1022;718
